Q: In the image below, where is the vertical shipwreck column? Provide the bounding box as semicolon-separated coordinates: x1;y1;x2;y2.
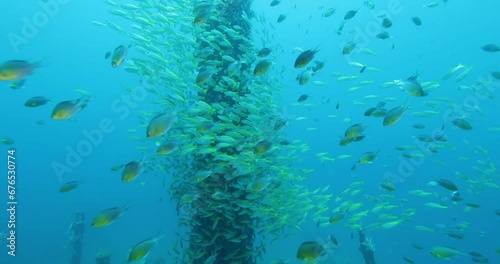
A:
359;230;376;264
69;212;84;264
188;0;255;263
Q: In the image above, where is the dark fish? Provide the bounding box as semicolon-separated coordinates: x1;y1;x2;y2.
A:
403;256;415;264
328;234;339;247
253;60;272;75
336;102;339;109
312;60;325;72
482;44;499;52
24;96;50;107
277;14;287;23
342;41;357;55
451;191;463;202
380;183;395;191
412;17;422;26
360;66;366;73
436;178;458;191
294;48;319;68
296;241;326;261
452;118;472;130
364;108;376;116
445;231;464;240
491;71;500;80
412;123;426;129
337;21;346;35
297;94;309;102
344;9;358;20
257;47;271;57
376;32;391;40
270;0;281;7
382;18;392;28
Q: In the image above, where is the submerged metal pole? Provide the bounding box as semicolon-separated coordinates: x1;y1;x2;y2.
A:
188;0;256;263
69;212;84;264
359;230;376;264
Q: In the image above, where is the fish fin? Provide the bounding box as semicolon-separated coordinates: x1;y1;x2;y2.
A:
105;52;111;59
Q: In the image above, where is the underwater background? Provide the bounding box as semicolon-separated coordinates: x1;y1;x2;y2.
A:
0;0;499;263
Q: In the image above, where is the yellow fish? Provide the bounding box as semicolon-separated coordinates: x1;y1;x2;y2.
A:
296;241;326;263
59;181;82;193
121;159;144;183
254;140;272;155
105;44;131;68
51;96;92;120
253;60;272;75
0;60;41;81
91;206;129;228
146;112;177;139
128;234;164;262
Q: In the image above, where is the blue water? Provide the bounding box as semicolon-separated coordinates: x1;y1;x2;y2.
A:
1;0;499;263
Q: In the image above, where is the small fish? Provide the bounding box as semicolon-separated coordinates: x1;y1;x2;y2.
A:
197;121;214;133
383;102;409;126
297;94;309;102
423;2;440;8
376;32;391;40
358;151;377;164
296;68;313;85
128;235;164;262
51;96;92;120
442;64;465;80
297;241;326;262
342;41;357;55
59;181;82;193
194;10;210;25
24;96;50;107
397;75;427;96
121;159;144;183
195;69;214;85
105;44;130;68
382;18;392;28
328;234;339;248
110;163;125;171
0;60;41;81
277;14;287;23
329;211;346;223
254;140;272;155
270;0;281;7
157;141;178;155
430;246;464;259
344;9;358;20
257;47;271;57
0;138;15;145
254;60;272;75
364;0;375;9
91;206;129;228
452;118;472;130
323;7;336;18
274;119;287;131
411;17;422;26
344;123;364;139
294;47;319;68
435;178;458;191
146;111;177;139
482;44;500;52
491;71;500;80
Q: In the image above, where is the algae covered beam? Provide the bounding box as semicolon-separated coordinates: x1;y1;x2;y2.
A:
358;230;376;264
69;212;85;264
